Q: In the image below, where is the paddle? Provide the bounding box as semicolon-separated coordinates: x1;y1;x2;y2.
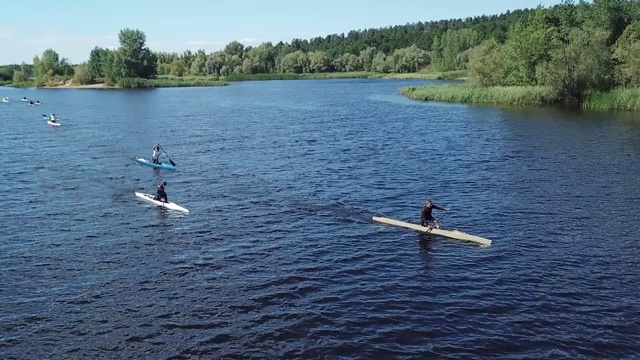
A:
158;145;176;167
434;208;451;228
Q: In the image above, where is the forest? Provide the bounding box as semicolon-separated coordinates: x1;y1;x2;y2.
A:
0;6;535;86
2;0;640;109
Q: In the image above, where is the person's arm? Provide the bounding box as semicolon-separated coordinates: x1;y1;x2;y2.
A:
432;204;449;211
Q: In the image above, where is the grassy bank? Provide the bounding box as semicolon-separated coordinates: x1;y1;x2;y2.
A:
401;84;560;106
1;80;36;88
117;77;228;88
583;88;640;111
220;70;468;82
36;76;228;89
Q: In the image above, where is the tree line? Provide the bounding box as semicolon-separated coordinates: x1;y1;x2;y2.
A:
3;0;640;102
0;7;536;86
468;0;640;102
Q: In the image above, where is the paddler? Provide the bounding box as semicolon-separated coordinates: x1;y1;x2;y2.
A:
154;181;168;202
152;143;161;164
421;200;449;229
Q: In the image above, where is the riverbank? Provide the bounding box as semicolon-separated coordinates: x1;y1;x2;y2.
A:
32;77;229;89
402;84;640;111
2;71;467;90
220;70;467;82
582;88;640;111
41;82;115;89
401;84;560;106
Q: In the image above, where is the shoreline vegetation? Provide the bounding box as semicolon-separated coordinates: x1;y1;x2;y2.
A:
401;85;559;107
3;70;467;89
3;1;640;111
402;85;640;111
1;11;529;90
400;1;640;112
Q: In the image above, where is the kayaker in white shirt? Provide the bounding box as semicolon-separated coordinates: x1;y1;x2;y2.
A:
152;144;161;163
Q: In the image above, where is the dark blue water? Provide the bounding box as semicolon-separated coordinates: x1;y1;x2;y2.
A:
1;80;639;359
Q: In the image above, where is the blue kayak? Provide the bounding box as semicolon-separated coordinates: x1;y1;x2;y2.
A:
135;158;176;170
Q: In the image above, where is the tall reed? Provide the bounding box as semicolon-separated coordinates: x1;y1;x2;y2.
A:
583;88;640;111
401;85;559;106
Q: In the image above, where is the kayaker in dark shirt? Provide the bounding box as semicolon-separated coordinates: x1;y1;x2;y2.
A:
155;181;168;202
421;200;448;229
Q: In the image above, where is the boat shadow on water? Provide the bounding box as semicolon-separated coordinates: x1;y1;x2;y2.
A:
417;233;435;265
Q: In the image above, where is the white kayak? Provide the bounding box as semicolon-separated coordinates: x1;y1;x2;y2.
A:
47;121;61;126
372;216;492;247
135;192;189;213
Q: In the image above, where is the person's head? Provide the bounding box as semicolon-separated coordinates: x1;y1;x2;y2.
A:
425;200;432;207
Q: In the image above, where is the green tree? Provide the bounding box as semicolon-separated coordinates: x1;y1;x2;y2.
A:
117;28;157;78
308;51;331;73
536;26;615;101
431;28;480;71
246;43;276;73
170;59;186;77
333;53;361;72
242;58;253;74
468;39;508;86
205;52;225;75
613;21;640;86
12;70;27;84
280;50;309;73
391;45;429;73
587;0;634;45
88;47;110;79
102;50;124;85
504;8;556;85
372;51;391;73
190;51;206;75
224;41;245;57
227;54;243;74
359;47;377;72
71;64;93;85
20;62;32;77
33;49;73;85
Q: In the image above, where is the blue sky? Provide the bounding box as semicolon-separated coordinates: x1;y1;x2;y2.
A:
1;0;565;64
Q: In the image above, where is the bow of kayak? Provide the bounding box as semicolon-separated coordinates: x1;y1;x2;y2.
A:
372;216;492;247
47;121;61;126
135;192;189;213
135;158;176;170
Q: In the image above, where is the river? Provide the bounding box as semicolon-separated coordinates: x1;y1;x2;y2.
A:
1;79;639;359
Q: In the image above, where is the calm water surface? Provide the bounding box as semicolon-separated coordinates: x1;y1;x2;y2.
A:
1;80;639;359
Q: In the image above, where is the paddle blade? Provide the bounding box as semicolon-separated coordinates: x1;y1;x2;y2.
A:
169;159;176;167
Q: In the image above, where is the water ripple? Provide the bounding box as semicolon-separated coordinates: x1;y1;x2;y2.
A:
0;81;639;359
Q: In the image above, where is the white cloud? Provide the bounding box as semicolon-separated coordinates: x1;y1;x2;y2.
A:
185;40;225;46
22;33;120;64
0;28;13;39
27;33;119;46
237;38;267;46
